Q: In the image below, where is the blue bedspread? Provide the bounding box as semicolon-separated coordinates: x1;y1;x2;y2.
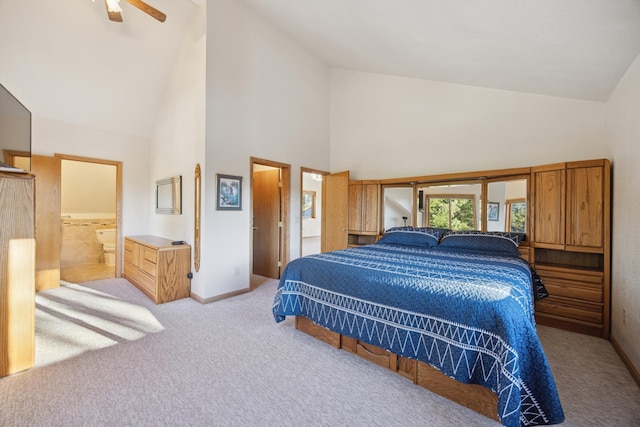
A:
272;243;564;427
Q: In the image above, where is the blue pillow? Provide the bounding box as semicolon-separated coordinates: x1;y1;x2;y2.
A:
378;228;440;247
438;231;521;256
385;226;449;238
413;227;450;239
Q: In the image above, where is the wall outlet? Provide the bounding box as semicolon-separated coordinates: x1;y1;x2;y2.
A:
622;308;627;325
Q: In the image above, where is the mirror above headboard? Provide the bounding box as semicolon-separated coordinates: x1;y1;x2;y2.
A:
156;175;182;215
380;166;531;241
487;177;527;234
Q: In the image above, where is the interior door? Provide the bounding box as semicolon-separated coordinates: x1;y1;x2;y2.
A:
31;154;62;291
321;171;350;252
253;168;281;279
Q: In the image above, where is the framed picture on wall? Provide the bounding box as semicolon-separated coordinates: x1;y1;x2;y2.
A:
216;174;242;211
487;201;500;221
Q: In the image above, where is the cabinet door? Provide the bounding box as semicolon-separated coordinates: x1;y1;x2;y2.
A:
348;182;380;235
533;166;565;248
362;184;380;234
348;183;363;233
566;165;605;250
321;171;349;252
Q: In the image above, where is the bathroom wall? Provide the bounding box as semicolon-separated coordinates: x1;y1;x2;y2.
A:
60;160;117;266
60;219;117;266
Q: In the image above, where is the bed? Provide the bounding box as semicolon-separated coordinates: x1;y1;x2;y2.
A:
272;228;564;427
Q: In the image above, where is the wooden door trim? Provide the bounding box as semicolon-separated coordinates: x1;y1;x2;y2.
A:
250;157;290;289
55;154;123;278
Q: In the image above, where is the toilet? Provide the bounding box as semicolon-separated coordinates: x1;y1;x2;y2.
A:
95;228;116;266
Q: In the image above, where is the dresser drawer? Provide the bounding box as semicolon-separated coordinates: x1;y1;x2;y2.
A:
140;246;157;277
124;238;135;254
135;269;156;296
124;246;135;265
535;297;602;324
535;265;603;283
535;266;603;303
123;260;136;280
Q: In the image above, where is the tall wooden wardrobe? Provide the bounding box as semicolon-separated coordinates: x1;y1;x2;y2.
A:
0;172;35;377
532;159;611;339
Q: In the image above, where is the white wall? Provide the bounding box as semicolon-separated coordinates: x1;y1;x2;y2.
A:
203;0;330;299
32;117;151;242
61;160;117;218
383;187;413;231
149;5;207;296
605;52;640;373
330;69;607;179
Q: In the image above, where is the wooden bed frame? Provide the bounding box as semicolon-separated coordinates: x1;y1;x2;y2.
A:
295;315;500;422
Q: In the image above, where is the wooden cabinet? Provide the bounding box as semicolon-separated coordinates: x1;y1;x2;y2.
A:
532;159;611;338
124;236;191;304
348;180;380;246
565;161;607;251
1;173;35;377
533;163;565;249
533;159;608;252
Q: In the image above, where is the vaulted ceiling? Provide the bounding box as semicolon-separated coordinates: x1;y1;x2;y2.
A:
244;0;640;102
0;0;200;138
1;0;640;140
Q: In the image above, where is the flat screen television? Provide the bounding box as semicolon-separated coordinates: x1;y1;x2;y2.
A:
0;83;31;173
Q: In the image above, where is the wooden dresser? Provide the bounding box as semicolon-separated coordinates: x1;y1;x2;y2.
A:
1;173;35;377
124;236;191;304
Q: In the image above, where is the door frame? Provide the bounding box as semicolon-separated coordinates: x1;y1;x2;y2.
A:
56;154;123;278
300;167;328;257
250;157;290;289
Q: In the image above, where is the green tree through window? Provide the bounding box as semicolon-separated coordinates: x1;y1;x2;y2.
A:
427;197;475;230
506;199;526;233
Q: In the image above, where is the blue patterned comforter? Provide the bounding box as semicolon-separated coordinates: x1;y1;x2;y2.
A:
272;243;564;427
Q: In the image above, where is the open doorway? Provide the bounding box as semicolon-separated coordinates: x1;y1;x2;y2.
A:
250;157;290;289
58;155;122;283
301;168;327;257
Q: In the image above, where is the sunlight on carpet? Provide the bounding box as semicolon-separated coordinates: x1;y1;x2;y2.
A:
35;282;164;368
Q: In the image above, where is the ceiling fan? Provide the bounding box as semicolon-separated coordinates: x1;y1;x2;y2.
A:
96;0;166;23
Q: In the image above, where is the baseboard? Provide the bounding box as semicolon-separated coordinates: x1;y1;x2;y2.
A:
610;335;640;388
190;287;250;304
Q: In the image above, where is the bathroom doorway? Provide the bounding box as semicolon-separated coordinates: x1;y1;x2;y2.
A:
301;168;327;257
58;155;122;283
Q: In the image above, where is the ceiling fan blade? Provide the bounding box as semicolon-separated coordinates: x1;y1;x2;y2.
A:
104;0;123;22
125;0;167;23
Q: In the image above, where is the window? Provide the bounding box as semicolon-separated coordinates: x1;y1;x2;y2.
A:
427;195;476;230
505;198;526;233
302;191;316;219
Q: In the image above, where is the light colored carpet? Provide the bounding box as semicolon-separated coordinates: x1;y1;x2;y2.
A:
1;278;639;426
